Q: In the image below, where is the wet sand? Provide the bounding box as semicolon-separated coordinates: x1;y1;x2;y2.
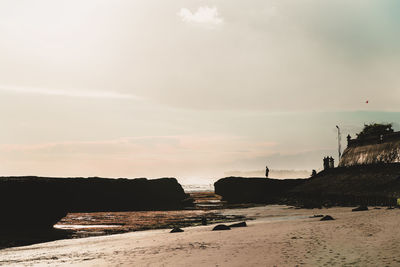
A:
1;206;400;266
51;191;244;239
54;209;242;238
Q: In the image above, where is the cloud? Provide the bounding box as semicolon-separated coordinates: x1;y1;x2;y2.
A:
178;6;223;26
0;85;139;100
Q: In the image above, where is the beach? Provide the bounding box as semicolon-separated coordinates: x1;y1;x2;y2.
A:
1;206;400;266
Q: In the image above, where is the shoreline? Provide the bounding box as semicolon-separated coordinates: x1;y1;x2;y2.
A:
2;206;400;266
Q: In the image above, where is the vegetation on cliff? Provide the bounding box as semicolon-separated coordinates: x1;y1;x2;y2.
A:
356;123;394;140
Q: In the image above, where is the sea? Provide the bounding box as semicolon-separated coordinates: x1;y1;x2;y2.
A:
181;183;214;192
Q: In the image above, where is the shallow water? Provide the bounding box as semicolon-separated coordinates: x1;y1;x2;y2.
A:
181;184;214;192
54;225;120;229
55;208;245;239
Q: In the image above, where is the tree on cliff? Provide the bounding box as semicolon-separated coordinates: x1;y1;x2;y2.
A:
356;123;394;140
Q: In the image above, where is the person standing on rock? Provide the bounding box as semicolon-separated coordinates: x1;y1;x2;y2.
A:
265;165;269;178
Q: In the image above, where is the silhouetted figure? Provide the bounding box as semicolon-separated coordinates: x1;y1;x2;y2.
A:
329;157;334;168
347;134;351;145
323;157;329;170
265;166;269;178
311;169;317;177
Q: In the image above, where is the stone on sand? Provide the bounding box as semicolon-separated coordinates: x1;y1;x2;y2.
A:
170;227;184;233
352;206;368;212
229;222;247;228
212;224;231;231
320;215;335;221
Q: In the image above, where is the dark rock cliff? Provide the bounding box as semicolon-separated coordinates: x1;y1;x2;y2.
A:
214;177;306;204
0;176;187;229
215;128;400;207
0;177;68;229
215;164;400;208
290;164;400;206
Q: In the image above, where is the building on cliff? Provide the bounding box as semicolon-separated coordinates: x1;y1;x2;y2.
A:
339;130;400;167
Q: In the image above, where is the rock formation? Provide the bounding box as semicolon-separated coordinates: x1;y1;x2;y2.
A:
215;163;400;208
214;177;305;204
215;127;400;208
229;222;247;227
212;224;231;231
289;163;400;207
0;176;188;229
320;215;334;221
170;227;184;233
352;206;368;212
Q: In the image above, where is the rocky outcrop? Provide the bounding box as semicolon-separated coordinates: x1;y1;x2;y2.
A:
0;177;68;229
58;177;187;212
0;176;187;229
214;177;306;204
215;129;400;207
215;164;400;208
289;164;400;207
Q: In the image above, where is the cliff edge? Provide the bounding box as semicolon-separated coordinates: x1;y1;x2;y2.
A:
214;177;305;204
214;164;400;208
290;164;400;206
0;177;187;230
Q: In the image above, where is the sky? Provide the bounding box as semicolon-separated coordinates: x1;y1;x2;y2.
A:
0;0;400;184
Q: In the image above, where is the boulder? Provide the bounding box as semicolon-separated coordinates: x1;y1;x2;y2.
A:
229;222;247;228
352;206;368;212
212;224;231;231
320;215;335;221
170;227;184;233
